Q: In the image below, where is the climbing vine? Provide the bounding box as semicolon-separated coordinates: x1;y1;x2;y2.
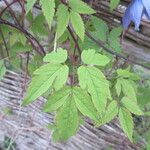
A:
0;0;150;145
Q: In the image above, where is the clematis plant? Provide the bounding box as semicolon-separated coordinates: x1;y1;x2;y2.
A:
122;0;150;30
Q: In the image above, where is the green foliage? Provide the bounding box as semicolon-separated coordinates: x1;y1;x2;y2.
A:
115;78;122;97
110;0;120;11
91;16;108;42
78;50;111;114
73;87;99;122
119;108;134;142
120;79;137;102
97;100;118;126
26;0;37;14
22;44;144;142
9;30;26;46
108;27;122;53
30;14;48;36
78;66;111;114
43;48;67;63
43;86;71;112
0;136;17;150
25;0;94;40
52;96;79;142
40;0;55;27
137;87;150;107
69;0;95;14
121;97;143;115
26;0;55;27
114;68;144;141
70;11;85;41
43;86;99;141
56;4;70;39
1;0;147;144
81;49;110;66
10;42;32;56
115;69;138;102
23;48;69;105
0;61;6;80
91;17;122;52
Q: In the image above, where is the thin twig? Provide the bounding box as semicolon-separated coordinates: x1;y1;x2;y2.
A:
0;19;45;55
0;26;9;57
0;0;45;55
3;0;21;25
67;26;81;55
0;0;18;17
86;32;150;70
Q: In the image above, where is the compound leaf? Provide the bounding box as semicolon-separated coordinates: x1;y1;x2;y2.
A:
23;63;69;105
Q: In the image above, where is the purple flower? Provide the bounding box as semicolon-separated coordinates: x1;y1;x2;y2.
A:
122;0;150;30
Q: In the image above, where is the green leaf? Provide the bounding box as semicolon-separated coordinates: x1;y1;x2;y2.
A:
43;48;67;63
108;39;122;53
120;79;137;102
70;11;85;41
121;97;143;115
73;87;99;122
98;101;118;126
115;79;122;97
117;69;140;80
44;86;99;122
28;54;43;75
110;0;120;11
81;49;110;66
91;16;108;42
53;97;79;142
40;0;55;27
56;4;70;39
43;86;71;112
48;86;100;141
69;0;95;14
78;66;111;114
109;27;122;38
137;87;150;107
23;63;69;105
79;35;100;50
119;108;134;142
10;42;32;56
146;141;150;150
26;0;37;14
30;14;48;36
34;63;69;90
145;111;150;116
0;61;6;80
9;30;26;46
10;56;21;69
